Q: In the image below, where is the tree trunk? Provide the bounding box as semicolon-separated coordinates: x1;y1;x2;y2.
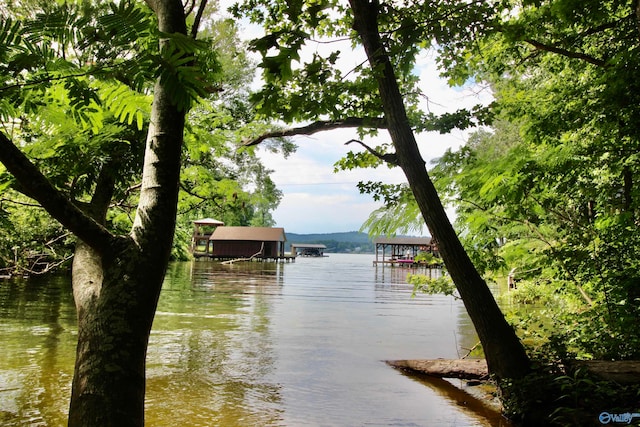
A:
68;242;150;426
67;1;188;425
348;0;530;382
0;0;188;425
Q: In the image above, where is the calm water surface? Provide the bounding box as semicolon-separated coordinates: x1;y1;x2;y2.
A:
1;253;509;426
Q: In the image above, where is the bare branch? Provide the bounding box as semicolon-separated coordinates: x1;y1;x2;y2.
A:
242;117;387;147
524;39;607;67
24;254;74;276
44;231;73;247
345;139;398;166
0;198;42;208
189;0;208;39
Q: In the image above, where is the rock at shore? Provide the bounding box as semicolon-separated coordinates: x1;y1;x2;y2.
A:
386;359;489;380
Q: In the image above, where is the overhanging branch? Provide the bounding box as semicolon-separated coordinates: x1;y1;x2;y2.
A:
524;39;607;67
242;117;387;146
0;131;115;252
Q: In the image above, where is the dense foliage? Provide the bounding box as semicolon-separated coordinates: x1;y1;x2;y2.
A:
430;0;640;360
0;0;288;274
434;118;640;359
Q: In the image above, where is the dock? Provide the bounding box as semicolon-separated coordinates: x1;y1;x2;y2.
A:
373;259;441;268
192;252;296;262
191;223;295;263
373;236;442;268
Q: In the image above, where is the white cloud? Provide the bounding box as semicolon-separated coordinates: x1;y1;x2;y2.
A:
274;191;381;234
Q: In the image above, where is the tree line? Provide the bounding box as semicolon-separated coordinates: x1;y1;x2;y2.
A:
287;231;376;253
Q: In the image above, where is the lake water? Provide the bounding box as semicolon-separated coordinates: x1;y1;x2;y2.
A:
0;253;509;426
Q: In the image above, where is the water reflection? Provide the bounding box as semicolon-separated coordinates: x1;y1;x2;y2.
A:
404;375;511;426
1;254;506;426
0;276;76;426
146;261;285;427
374;262;444;284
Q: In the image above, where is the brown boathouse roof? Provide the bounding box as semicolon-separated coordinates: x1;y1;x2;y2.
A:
209;226;286;242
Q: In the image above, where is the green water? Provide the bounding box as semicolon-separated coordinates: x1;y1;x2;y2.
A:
1;254;509;426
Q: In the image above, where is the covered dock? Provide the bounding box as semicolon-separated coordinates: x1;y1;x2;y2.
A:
373;236;440;267
290;243;327;257
191;218;224;253
195;226;294;262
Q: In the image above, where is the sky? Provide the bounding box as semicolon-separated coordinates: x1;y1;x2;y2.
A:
223;5;493;235
254;79;491;234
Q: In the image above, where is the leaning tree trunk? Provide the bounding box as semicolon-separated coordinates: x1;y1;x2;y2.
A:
348;0;531;382
67;0;188;425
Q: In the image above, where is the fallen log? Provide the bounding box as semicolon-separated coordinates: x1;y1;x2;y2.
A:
386;358;489;380
388;358;640;384
571;360;640;384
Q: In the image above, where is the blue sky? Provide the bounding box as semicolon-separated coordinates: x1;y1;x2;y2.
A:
256;130;405;234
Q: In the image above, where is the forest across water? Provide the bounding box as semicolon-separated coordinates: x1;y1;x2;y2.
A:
285;231;376;253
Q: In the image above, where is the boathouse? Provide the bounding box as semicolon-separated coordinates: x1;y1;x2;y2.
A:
191;218;224;252
373;236;439;266
208;226;288;260
290;243;327;257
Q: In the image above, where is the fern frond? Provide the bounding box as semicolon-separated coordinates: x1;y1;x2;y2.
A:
99;81;151;130
160;31;207;54
0;18;24;61
24;5;79;51
153;33;222;111
98;2;155;49
0;98;18;124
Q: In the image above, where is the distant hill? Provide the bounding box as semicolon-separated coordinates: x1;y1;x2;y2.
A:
285;231;374;253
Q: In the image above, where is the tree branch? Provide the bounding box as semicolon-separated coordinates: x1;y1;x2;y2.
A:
636;0;640;41
0;70;97;95
242;117;387;146
0;197;42;208
178;181;224;215
345;139;398;165
87;158;120;223
524;39;607;67
190;0;208;39
0;132;115;252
